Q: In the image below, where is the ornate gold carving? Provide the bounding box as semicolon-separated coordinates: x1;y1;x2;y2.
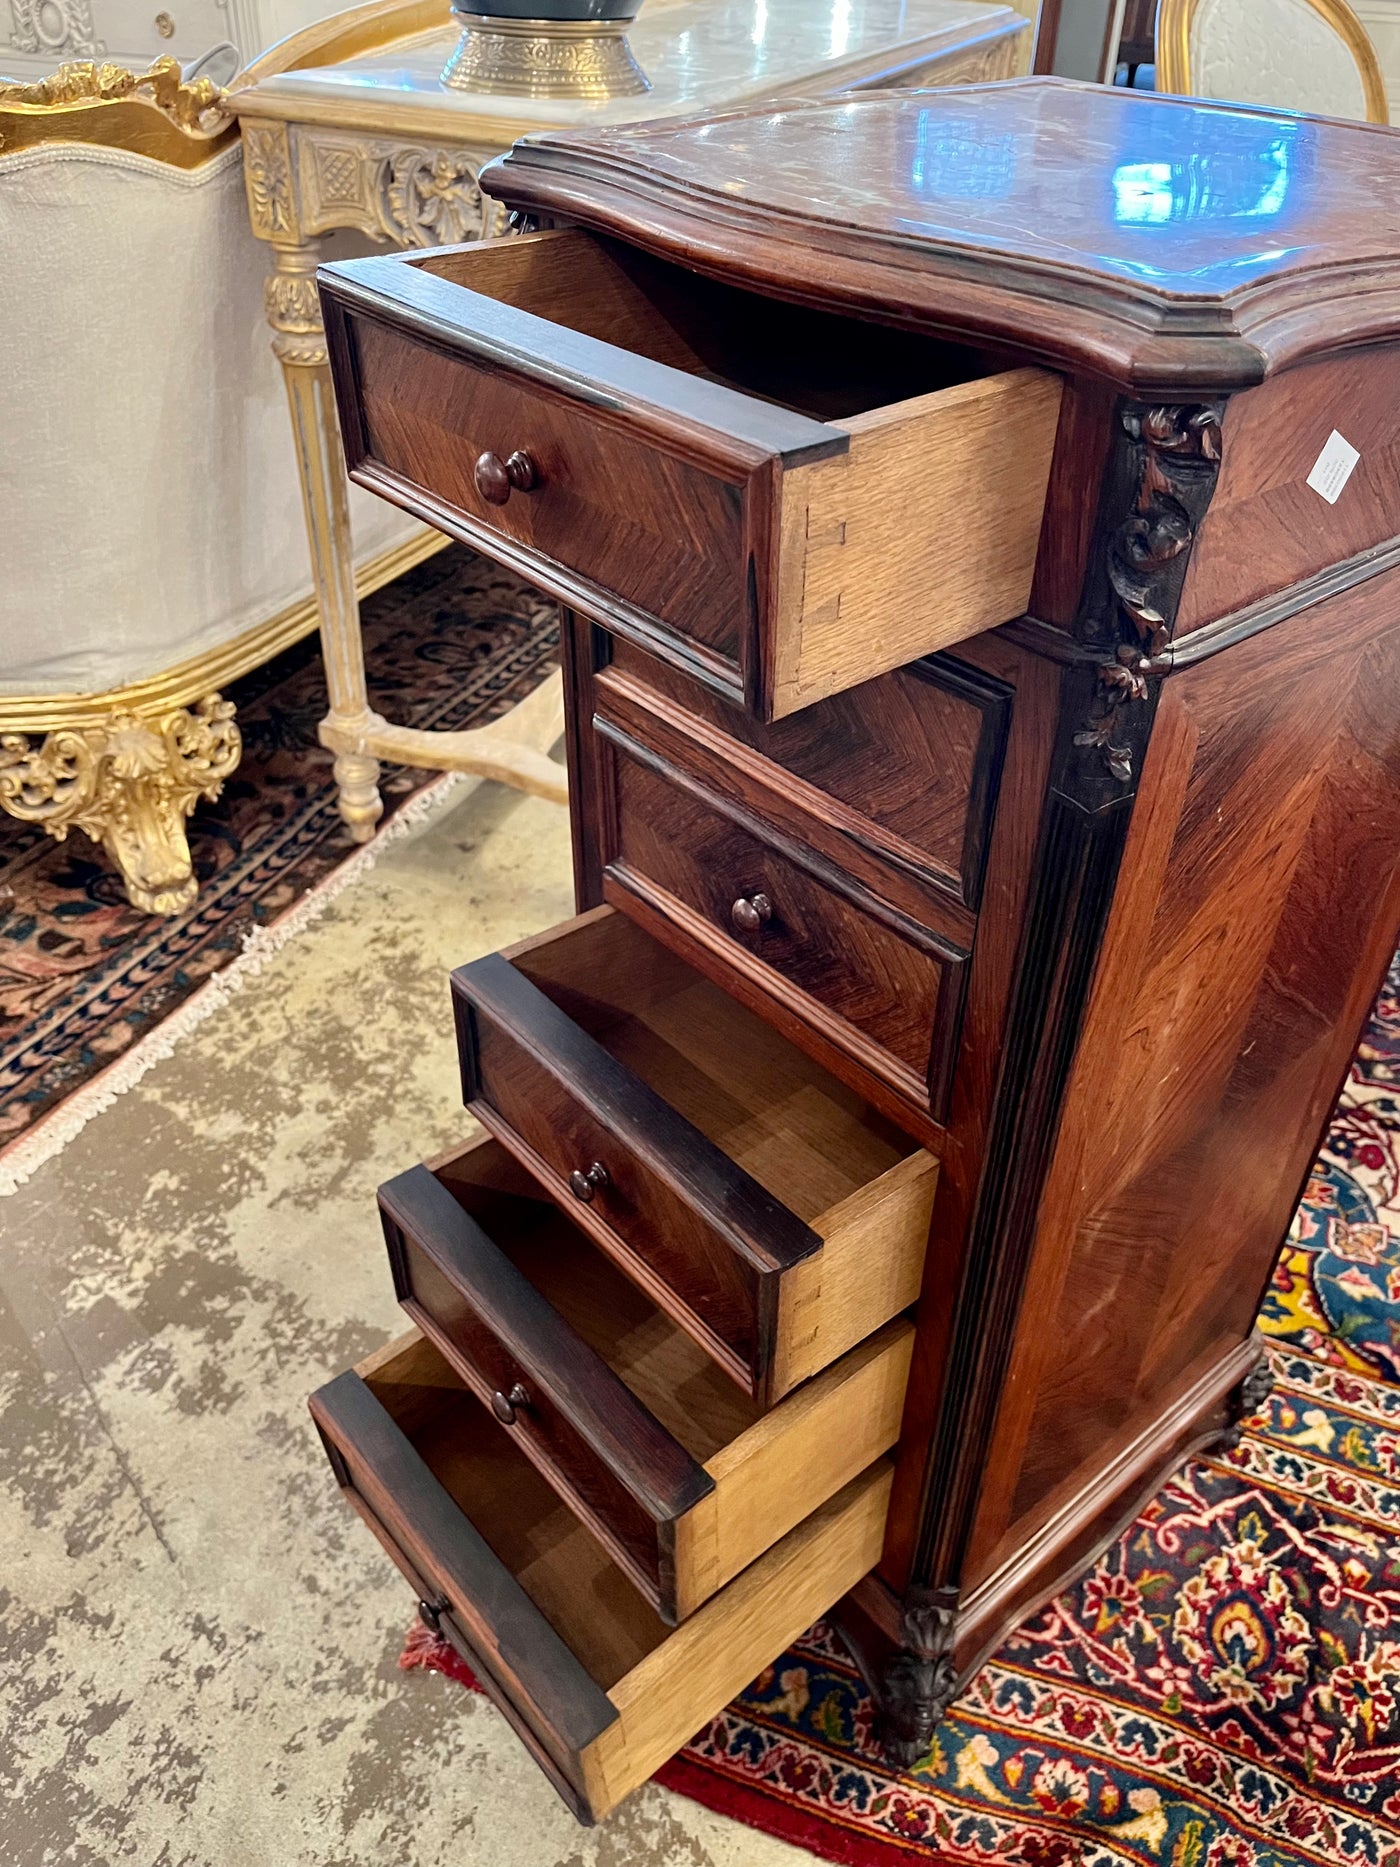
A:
314;142;362;207
0;696;241;916
295;132;497;247
440;14;650;99
0;55;230;134
243;119;296;238
385;146;485;245
265;242;326;366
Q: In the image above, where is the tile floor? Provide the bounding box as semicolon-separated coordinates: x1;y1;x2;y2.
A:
0;778;816;1867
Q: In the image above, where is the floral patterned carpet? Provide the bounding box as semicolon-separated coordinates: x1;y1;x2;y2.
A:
0;548;557;1157
409;953;1400;1866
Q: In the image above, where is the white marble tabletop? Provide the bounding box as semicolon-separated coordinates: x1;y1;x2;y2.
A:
235;0;1028;142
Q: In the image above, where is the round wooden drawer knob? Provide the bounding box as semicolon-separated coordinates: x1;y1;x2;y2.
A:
568;1161;610;1203
490;1382;530;1425
474;448;538;505
417;1593;448;1633
730;892;773;934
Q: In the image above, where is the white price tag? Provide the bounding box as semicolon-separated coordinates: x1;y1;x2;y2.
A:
1306;430;1360;505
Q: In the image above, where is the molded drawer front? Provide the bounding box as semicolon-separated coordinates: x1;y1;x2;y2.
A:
311;1331;892;1823
319;229;1062;721
451;907;938;1404
599;639;1013;917
599;728;969;1121
378;1135;913;1622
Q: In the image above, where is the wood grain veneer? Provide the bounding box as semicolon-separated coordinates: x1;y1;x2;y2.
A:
311;78;1400;1816
321;231;1060;721
382;1133;913;1621
312;1332;893;1823
451;908;937;1403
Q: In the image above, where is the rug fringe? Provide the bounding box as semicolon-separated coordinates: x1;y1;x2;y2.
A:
0;772;472;1197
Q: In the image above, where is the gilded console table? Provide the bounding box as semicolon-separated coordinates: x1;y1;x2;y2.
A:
228;0;1029;840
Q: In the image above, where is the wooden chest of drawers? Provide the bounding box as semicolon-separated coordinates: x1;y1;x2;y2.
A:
308;80;1400;1821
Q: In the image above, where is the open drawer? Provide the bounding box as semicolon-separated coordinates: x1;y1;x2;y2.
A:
319;229;1062;721
451;907;938;1404
310;1330;891;1823
379;1133;913;1622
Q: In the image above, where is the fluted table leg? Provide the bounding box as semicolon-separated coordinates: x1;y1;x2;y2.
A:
265;238;384;842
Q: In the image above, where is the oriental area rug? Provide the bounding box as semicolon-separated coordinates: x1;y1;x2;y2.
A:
0;547;557;1172
406;951;1400;1867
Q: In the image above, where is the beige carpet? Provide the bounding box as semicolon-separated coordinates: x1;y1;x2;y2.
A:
0;777;814;1867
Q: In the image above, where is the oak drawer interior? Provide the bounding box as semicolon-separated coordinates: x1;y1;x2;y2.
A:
323;230;1062;719
390;1132;913;1621
474;908;938;1398
314;1330;891;1823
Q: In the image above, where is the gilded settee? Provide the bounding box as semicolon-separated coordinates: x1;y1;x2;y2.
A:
0;55;430;911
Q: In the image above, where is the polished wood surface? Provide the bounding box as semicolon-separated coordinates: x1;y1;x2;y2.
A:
482;81;1400;392
452;908;936;1403
311;80;1400;1818
599;734;966;1117
312;1331;892;1823
384;1133;913;1621
321;230;1057;719
600;640;1009;916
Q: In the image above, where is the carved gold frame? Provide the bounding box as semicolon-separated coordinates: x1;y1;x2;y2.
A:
0;527;445;916
0;55;237;167
1157;0;1389;123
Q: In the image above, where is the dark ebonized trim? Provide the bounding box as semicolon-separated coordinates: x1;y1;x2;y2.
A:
378;1164;714;1523
451;952;823;1276
594;717;971;967
317;258;849;468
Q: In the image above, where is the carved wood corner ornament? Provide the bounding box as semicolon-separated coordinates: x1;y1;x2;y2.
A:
877;1584;961;1768
1217;1348;1276;1452
1074;401;1226;786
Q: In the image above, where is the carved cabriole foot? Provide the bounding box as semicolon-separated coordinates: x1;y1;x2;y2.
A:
0;695;241;914
1217;1344;1275;1452
876;1584;960;1770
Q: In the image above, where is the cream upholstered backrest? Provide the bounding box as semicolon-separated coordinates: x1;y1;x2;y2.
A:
1157;0;1387;121
0;60;416;700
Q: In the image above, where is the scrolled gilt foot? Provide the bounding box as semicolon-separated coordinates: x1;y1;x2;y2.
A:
0;694;241;915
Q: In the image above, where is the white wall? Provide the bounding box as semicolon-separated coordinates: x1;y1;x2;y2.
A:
1354;0;1400;117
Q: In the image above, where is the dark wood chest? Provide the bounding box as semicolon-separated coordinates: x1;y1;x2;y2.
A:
307;78;1400;1821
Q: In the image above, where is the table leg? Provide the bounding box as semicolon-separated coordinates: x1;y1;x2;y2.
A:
265;238;383;841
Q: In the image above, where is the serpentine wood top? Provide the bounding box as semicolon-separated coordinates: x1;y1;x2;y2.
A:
483;78;1400;391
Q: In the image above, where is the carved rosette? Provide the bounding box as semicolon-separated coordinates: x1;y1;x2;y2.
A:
878;1584;960;1769
0;695;241;915
1073;402;1225;787
385;147;486;247
292;132;499;251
